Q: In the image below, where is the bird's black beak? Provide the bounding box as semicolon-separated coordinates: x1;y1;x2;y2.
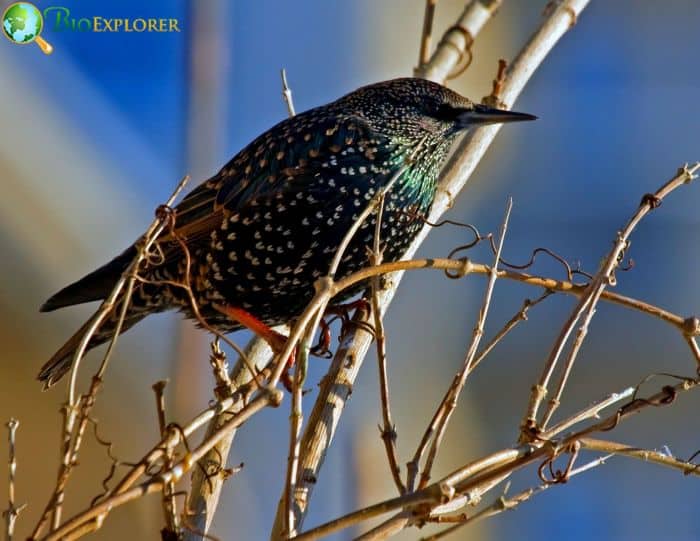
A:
456;104;537;128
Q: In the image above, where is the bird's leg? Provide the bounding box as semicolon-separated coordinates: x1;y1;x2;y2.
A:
310;299;372;357
214;301;372;388
309;299;374;358
213;304;288;348
212;304;296;391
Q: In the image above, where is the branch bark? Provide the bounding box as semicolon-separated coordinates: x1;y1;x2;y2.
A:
183;338;274;538
415;0;503;82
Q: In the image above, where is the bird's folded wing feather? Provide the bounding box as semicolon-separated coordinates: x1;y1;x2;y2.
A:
157;112;397;257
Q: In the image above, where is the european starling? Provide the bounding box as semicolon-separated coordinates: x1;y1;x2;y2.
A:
39;77;535;387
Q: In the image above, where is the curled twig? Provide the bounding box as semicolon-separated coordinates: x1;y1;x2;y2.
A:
412;208;593;282
90;417;137;507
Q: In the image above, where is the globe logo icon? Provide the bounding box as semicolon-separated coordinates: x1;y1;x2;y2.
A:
2;2;53;54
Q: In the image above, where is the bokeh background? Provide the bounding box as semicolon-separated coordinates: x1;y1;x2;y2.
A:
1;0;699;539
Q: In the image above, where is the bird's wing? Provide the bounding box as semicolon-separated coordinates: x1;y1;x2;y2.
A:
213;113;391;208
160;112;396;248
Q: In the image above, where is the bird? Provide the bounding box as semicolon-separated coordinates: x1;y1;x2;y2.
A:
38;77;535;388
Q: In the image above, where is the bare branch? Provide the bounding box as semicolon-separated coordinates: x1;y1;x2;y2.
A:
152;381;180;535
420;454;613;540
527;163;700;432
417;0;438;68
3;419;24;541
541;387;636;440
68;174;191;406
284;351;306;538
281;68;296;117
371;194;406;495
580;437;700;476
329;258;689;335
44;387;284;541
415;0;503;83
416;198;512;491
183;338;273;539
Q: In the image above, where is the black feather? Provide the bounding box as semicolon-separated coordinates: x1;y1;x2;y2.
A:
40;247;136;312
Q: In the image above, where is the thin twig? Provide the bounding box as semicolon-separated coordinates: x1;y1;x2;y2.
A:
540;387;636;440
153;381;168;436
469;290;552;374
371;194;406;495
280;77;301;534
580;437;700;476
152;381;180;535
281;68;296;117
420;454;613;540
68;175;190;406
3;419;24;541
354;510;412;541
418;0;438;68
683;333;700;366
530;163;700;432
284;347;306;538
330;258;690;334
416;198;512;491
328;158;415;280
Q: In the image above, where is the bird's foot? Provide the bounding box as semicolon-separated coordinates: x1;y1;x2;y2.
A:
213;301;373;391
328;298;372;317
309;299;374;358
328;299;375;338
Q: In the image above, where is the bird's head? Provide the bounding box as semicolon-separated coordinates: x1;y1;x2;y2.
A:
339;77;536;143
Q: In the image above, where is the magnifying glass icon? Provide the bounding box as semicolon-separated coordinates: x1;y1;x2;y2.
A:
2;2;54;55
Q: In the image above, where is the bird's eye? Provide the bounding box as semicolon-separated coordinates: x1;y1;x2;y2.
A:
433;103;460;122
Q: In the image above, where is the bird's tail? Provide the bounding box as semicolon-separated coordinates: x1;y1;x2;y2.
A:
40;247;137;313
37;309;148;389
38;245;143;389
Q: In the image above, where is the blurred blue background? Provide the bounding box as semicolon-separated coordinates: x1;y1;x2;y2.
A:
1;1;699;539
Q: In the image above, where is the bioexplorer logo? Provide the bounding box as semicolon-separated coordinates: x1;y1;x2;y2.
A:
2;2;53;54
2;3;182;55
43;6;181;33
